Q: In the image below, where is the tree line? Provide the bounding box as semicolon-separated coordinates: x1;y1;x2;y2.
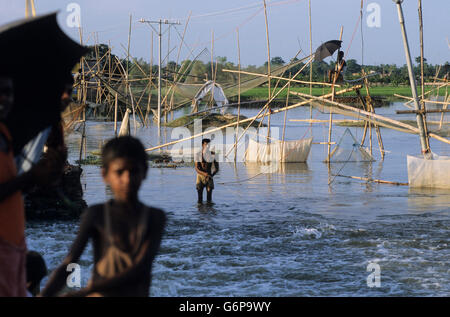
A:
85;44;449;87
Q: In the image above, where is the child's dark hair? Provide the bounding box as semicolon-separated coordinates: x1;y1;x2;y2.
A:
102;136;149;173
202;138;211;145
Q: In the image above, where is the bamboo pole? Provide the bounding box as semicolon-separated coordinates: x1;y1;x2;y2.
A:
234;28;241;163
334;174;408;186
395;94;450;105
418;0;431;151
281;78;291;161
263;0;272;149
114;93;118;137
326;27;343;162
394;0;430;157
308;0;313;106
263;0;271;100
222;69;339;86
439;88;448;130
145;85;360;152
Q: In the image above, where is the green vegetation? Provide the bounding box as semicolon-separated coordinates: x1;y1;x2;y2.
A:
86;44;449;89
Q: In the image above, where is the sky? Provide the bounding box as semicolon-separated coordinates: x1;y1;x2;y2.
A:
1;0;449;67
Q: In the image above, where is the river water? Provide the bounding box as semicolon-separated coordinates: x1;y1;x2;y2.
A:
26;102;450;296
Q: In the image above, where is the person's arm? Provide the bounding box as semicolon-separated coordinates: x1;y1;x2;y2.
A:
195;162;209;177
67;209;166;297
39;209;94;297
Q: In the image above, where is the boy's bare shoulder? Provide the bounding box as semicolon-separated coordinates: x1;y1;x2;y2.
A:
80;203;105;223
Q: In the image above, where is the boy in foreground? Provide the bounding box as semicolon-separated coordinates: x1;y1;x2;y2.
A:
41;136;166;297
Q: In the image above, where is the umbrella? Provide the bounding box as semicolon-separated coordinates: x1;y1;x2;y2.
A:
314;40;342;62
0;12;88;155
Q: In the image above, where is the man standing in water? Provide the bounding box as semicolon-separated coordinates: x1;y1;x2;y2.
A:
194;139;219;204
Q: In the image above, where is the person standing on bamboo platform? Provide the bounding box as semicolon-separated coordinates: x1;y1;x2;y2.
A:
0;76;64;297
336;51;347;82
195;139;219;203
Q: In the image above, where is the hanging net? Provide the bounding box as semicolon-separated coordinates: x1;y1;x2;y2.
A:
245;137;313;163
407;153;450;189
328;128;374;162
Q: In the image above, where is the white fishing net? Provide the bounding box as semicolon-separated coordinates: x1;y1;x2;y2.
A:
407;153;450;189
245;137;313;163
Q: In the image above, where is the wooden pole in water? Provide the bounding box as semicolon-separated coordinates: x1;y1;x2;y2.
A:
281;77;291;161
418;0;431;151
114;93;118;137
326;26;343;162
210;30;214;109
439;88;448;130
308;0;313;119
145;31;154;126
234;28;241;163
263;0;272;148
394;0;430;157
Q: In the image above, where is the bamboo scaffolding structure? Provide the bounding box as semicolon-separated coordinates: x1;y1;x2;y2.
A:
145;85;360;152
169;12;192;115
294;91;450;145
224;56;315;158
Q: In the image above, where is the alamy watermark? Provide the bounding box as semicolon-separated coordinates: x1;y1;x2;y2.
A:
66;263;81;288
66;2;81;28
366;2;381;28
366;262;381;288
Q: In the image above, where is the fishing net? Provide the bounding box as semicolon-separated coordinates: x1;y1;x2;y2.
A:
172;47;309;109
245;137;313;163
407;153;450;189
328;128;374;162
